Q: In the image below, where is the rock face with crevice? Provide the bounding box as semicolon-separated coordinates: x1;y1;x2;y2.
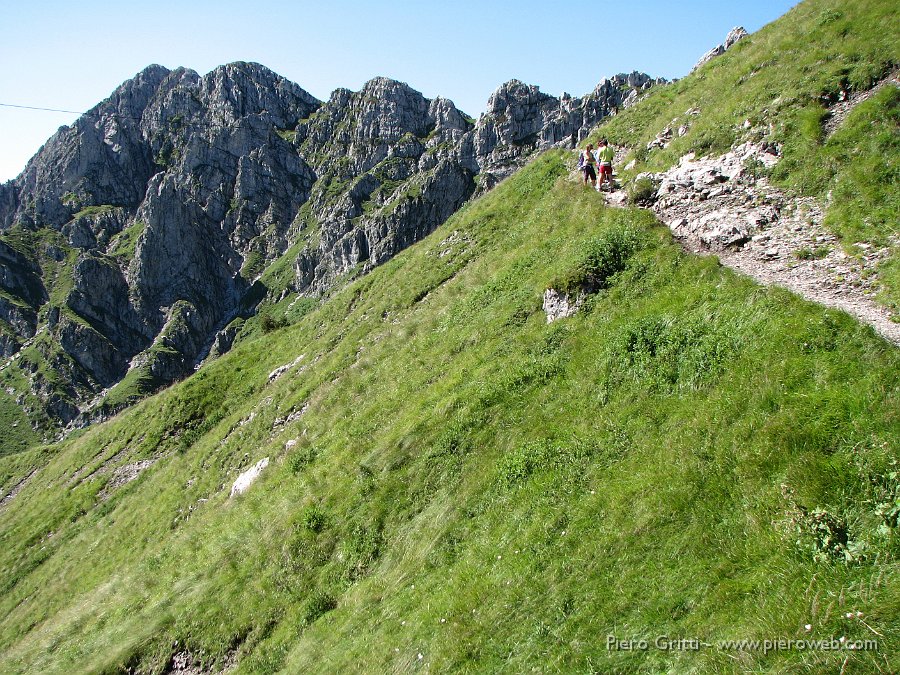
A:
0;62;662;434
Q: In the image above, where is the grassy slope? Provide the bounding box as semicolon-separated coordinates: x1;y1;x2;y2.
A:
0;152;897;674
1;1;899;672
0;391;37;458
598;0;900;312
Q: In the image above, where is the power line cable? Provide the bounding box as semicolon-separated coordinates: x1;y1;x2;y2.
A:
0;101;299;133
0;103;87;115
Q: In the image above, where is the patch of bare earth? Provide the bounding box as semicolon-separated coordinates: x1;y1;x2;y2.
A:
67;446;160;500
96;459;157;500
163;649;237;675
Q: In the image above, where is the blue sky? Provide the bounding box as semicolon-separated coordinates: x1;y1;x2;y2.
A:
0;0;799;182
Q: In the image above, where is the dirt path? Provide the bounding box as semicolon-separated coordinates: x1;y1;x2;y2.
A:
600;138;900;346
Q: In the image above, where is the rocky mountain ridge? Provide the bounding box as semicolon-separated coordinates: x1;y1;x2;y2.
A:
0;62;662;436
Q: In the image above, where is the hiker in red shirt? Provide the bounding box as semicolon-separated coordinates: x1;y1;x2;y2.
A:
595;139;614;191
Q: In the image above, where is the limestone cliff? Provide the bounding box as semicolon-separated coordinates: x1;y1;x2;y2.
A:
0;62;661;433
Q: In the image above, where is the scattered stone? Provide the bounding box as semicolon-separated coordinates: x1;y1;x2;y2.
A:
230;457;270;498
273;403;310;431
166;649;237;674
98;459;157;500
647;126;674;150
543;289;583;323
0;470;37;509
268;354;305;383
700;222;750;249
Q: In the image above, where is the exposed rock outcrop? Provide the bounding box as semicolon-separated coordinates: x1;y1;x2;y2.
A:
0;62;664;432
464;73;665;184
611;141;900;346
542;288;583;323
692;27;748;72
230;457;270;497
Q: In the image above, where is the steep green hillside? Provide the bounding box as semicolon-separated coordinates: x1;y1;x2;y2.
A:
2;0;899;672
600;0;900;310
0;391;37;456
0;151;897;673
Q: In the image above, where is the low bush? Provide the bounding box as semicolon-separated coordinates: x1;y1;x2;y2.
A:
627;177;657;206
552;224;645;295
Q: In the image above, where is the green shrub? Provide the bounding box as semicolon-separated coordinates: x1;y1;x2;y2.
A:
289;446;318;474
496;439;556;487
340;524;382;583
496;438;596;488
552;225;645;295
301;505;327;533
241;251;264;278
260;313;288;333
617;314;741;391
742;157;769;180
627;177;657;206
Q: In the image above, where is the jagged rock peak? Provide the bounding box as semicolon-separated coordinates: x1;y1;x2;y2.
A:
465;72;663;181
198;61;320;125
597;72;666;93
486;79;555;113
428;96;472;134
119;64;173;91
202;61;317;100
356;77;430;136
0;61;665;434
360;76;421;96
724;26;749;49
304;77;472;155
86;64;179;121
692;26;748;72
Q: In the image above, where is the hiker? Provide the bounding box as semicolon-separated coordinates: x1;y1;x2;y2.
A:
595;139;615;191
579;143;597;187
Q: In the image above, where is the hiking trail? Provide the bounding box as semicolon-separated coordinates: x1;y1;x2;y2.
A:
595;134;900;345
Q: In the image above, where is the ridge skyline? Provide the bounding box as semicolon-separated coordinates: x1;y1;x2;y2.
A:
6;61;658;131
0;0;801;182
